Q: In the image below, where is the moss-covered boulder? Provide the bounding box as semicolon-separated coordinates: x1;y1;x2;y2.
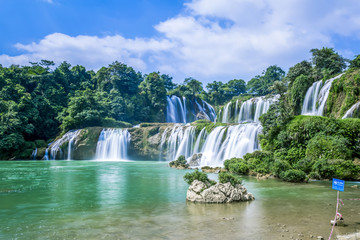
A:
128;123;173;160
72;127;103;160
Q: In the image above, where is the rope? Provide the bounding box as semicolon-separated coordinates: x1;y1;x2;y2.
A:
340;198;360;201
328;192;341;240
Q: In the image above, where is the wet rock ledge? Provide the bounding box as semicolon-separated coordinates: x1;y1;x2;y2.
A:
186;180;255;203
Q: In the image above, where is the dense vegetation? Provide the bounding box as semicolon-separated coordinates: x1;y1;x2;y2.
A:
1;46;360;184
224;48;360;182
0;60;252;159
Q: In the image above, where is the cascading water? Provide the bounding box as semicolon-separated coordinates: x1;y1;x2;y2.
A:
166;96;186;123
95;129;130;161
50;130;81;160
31;148;37;160
221;102;232;123
166;95;216;123
301;74;343;116
219;95;279;123
161;95;277;166
159;123;261;167
342;101;360;119
200;124;261;167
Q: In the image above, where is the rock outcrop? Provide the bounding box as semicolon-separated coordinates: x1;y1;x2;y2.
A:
188;153;202;167
186;180;255;203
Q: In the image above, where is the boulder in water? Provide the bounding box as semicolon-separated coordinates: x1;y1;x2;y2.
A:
186;180;255;203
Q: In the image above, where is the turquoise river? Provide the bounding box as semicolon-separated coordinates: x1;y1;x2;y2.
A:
1;161;359;239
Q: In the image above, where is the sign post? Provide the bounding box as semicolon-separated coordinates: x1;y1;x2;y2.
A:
332;178;345;192
328;178;345;240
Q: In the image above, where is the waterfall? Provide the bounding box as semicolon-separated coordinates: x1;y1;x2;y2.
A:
67;130;81;160
44;148;49;160
159;123;261;167
221;102;232;123
95;129;130;161
200;123;261;167
162;124;196;161
31;148;37;160
166;95;216;123
50;130;81;160
217;95;278;123
342;101;360;119
238;96;278;123
301;74;343;116
166;96;186;123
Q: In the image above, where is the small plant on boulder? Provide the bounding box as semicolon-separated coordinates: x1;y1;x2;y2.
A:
183;170;216;185
218;172;243;186
169;155;189;169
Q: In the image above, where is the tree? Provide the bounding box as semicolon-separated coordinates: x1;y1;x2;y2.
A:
310;47;347;78
226;79;246;95
161;74;176;91
184;77;203;97
206;81;225;105
139;72;167;122
285;60;312;86
247;65;285;95
108;61;143;95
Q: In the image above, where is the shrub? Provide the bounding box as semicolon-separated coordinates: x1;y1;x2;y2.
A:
312;159;336;179
183;170;215;185
306;135;352;160
244;151;273;174
271;159;291;177
334;160;360;180
308;171;321;180
169;155;189;168
218;172;242;186
294;158;314;174
280;169;306;182
224;158;249;175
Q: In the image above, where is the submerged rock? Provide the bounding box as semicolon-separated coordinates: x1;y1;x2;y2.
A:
186;180;255;203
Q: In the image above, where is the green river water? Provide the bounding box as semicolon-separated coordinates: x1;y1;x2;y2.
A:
0;161;359;240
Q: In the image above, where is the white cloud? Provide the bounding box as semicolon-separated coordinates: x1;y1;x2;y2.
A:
1;0;360;83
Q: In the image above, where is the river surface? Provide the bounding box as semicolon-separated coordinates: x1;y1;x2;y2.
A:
0;161;359;240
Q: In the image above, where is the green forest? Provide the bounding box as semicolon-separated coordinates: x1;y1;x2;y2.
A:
1;47;360;182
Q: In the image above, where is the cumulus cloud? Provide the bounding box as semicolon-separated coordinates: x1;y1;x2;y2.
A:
1;0;360;83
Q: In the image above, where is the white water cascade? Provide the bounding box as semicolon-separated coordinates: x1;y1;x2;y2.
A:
166;95;216;123
200;124;261;166
220;95;279;123
301;74;343;116
50;130;81;160
31;148;37;160
159;123;261;167
221;102;232;123
95;129;130;161
342;101;360;119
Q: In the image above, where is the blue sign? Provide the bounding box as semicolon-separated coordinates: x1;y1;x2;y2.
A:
332;178;345;192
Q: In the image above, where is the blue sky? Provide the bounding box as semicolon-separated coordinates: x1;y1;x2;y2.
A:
1;0;360;84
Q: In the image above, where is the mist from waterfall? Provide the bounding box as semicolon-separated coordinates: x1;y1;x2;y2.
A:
301;74;343;116
166;95;216;123
95;129;130;161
